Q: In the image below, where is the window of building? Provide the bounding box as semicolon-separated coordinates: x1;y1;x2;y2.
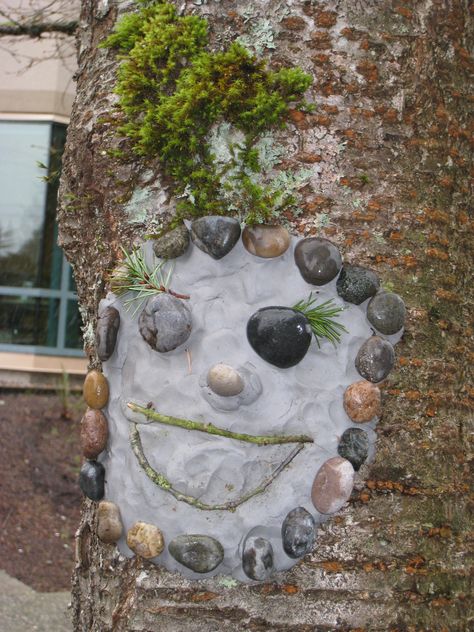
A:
0;120;83;356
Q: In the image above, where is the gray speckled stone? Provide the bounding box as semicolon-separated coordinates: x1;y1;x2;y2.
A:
337;428;369;471
190;216;241;259
169;535;224;573
294;237;342;286
367;291;406;334
242;536;274;581
96;306;120;361
281;507;315;559
152;224;190;260
138;293;192;352
355;335;395;383
336;264;380;305
79;460;105;501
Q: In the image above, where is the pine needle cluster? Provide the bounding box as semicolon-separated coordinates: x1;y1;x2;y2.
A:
293;294;347;347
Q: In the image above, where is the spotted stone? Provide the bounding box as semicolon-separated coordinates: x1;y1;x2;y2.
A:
311;456;354;514
169;535;224;573
242;224;291;258
127;522;165;559
355;336;395;383
96;306;120;362
152;224;190;260
336;264;380;305
367;291;406;335
294;237;342;285
242;536;274;581
97;501;123;544
337;428;369;471
80;409;109;459
83;370;109;409
281;507;315;559
343;380;382;422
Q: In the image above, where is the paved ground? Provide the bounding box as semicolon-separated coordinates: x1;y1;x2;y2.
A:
0;571;71;631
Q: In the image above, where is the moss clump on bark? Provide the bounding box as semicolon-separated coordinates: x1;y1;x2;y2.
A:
102;1;312;227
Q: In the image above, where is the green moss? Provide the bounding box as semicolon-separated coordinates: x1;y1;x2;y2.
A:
102;1;312;227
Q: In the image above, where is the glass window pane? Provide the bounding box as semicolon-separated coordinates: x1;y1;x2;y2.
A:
0;295;59;346
65;300;82;349
68;266;77;292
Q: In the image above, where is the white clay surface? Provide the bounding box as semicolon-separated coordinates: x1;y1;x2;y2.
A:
101;236;402;581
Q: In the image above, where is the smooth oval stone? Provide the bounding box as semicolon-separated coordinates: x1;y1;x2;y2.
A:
242;536;274;581
97;500;123;544
311;456;354;514
96;306;120;362
83;370;109;409
343;380;381;422
190;216;241;259
336;264;380;304
281;507;315;559
247;307;312;368
367;291;406;335
294;237;342;286
207;363;244;397
338;428;369;471
355;336;395;383
79;460;105;501
152;224;190;260
242;224;290;258
138;293;192;352
168;534;224;573
127;522;164;559
80;409;109;459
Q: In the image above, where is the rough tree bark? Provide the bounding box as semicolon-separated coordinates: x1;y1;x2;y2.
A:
58;1;473;630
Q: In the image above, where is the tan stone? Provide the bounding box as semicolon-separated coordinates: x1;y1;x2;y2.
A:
97;501;123;544
83;370;109;409
207;363;244;397
127;522;165;559
80;409;108;459
343;380;381;422
242;224;291;258
311;457;354;514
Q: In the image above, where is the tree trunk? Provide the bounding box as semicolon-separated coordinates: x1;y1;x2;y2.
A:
58;1;473;629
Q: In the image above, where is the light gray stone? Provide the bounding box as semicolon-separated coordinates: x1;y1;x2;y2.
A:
138;293;192;352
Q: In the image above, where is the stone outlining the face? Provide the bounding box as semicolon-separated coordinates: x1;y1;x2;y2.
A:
127;522;165;559
96;305;120;362
152;223;190;260
138;293;192;352
281;507;315;558
367;291;406;335
97;500;123;544
311;457;355;514
294;237;342;285
79;460;105;501
343;380;381;422
168;534;224;573
190;216;241;259
336;264;380;305
242;224;291;258
83;370;109;409
80;409;109;459
355;336;395;383
337;428;369;471
100;235;403;582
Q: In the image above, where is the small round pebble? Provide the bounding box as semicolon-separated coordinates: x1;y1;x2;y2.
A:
96;306;120;362
343;380;382;422
242;536;274;581
337;428;369;471
367;291;406;335
83;370;109;409
294;237;342;285
281;507;315;559
97;500;123;544
207;363;244;397
311;456;354;514
242;224;290;258
191;216;241;259
79;460;105;501
355;336;395;383
138;293;192;352
127;522;165;559
168;535;224;573
336;264;380;304
152;224;190;260
80;409;109;459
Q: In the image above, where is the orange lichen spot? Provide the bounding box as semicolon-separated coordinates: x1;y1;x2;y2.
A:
312;114;331;127
322;104;339;115
383;108;399;123
389;231;402;241
431;597;451;607
411;358;423;367
423;208;450;224
435;106;449;121
437;320;450;330
405;555;426;575
312;53;330;65
191;592;218;602
359;39;369;51
288;109;307;128
363;563;375;573
394;6;413;19
353;211;376;222
316;11;337;28
282;584;299;594
281;16;306;31
310;30;332;49
321;561;343;572
359;491;370;503
297;152;322;163
398;356;409;366
405;390;421;401
340;27;358;40
426;248;449;261
425;406;437;417
343;129;357;139
435;288;458;301
439;176;454;189
356;60;379;83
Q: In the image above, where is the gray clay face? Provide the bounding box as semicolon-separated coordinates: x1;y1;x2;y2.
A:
100;236;402;582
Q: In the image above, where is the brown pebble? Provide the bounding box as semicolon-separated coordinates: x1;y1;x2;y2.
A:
80;409;109;459
311;457;354;514
242;224;291;258
343;380;381;422
97;501;123;544
83;370;109;409
127;522;164;559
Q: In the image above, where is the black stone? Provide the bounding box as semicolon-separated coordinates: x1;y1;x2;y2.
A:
338;428;369;471
355;336;395;383
282;507;315;559
96;306;120;362
79;460;105;501
152;224;190;260
242;536;273;581
190;216;241;259
247;307;312;368
367;291;406;335
168;534;224;573
139;293;192;352
336;264;380;305
294;237;342;286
